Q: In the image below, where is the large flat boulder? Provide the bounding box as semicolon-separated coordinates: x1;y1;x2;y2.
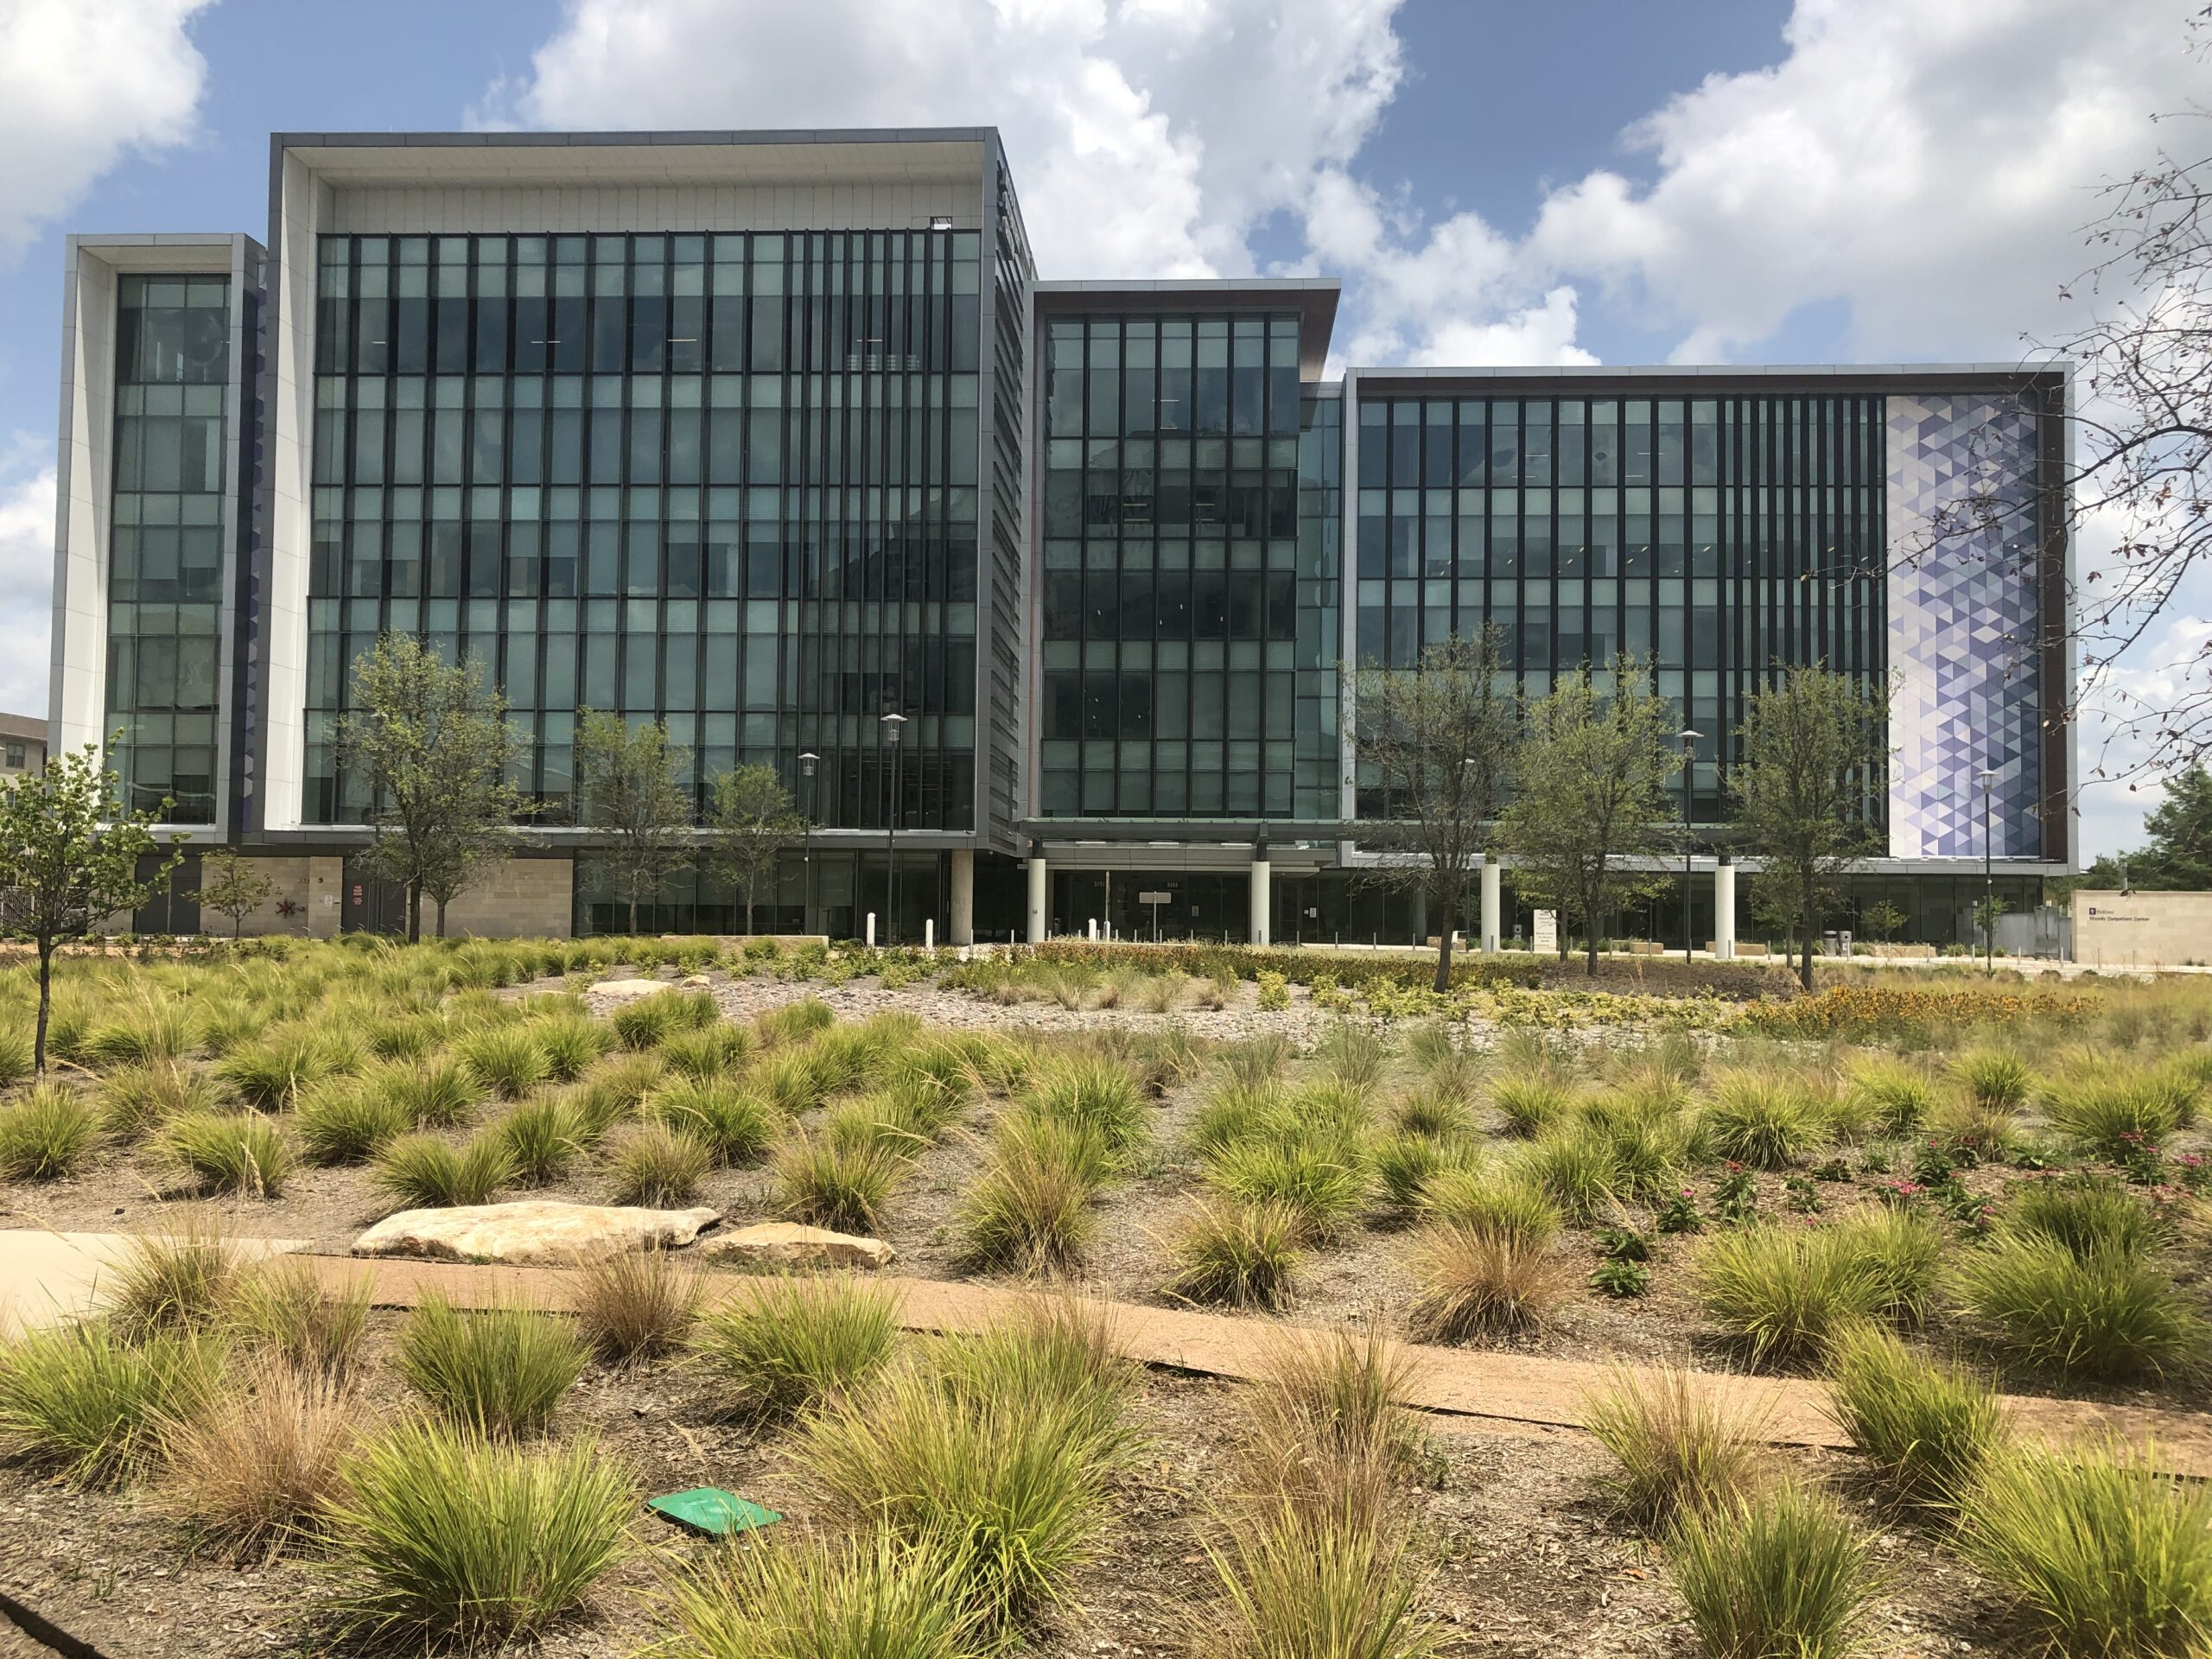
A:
352;1201;721;1266
590;977;671;999
699;1222;896;1271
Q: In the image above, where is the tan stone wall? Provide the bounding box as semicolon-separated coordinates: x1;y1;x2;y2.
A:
438;856;575;940
215;855;345;939
2070;890;2212;969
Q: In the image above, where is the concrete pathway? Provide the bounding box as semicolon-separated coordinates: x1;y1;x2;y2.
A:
0;1229;308;1336
298;1253;2212;1477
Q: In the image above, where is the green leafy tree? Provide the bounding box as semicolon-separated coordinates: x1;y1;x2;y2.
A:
575;709;693;935
1859;898;1908;944
1499;658;1681;977
1727;665;1890;991
2080;764;2212;892
1352;630;1517;991
703;763;804;935
193;848;274;938
337;635;531;942
0;741;181;1072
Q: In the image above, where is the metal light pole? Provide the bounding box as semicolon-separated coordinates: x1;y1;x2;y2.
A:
798;751;818;936
881;711;907;945
1679;728;1701;961
1979;767;1999;977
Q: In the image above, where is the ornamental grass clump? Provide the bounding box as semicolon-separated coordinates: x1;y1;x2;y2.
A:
1201;1134;1371;1243
794;1302;1139;1631
1959;1440;2212;1659
1844;1054;1937;1135
232;1256;372;1380
1821;1321;2008;1507
1669;1482;1879;1659
1198;1499;1441;1659
755;994;836;1047
606;1121;713;1207
385;1054;486;1129
645;1075;777;1166
1369;1131;1482;1214
164;1361;357;1560
1407;1224;1567;1343
569;1249;702;1365
295;1078;411;1165
321;1419;634;1646
526;1011;613;1082
217;1027;351;1111
98;1059;220;1141
454;1023;551;1101
771;1130;906;1234
0;1084;99;1180
104;1210;239;1338
1511;1128;1618;1223
1954;1237;2207;1384
1416;1166;1562;1248
1700;1071;1827;1170
1491;1075;1573;1139
1585;1365;1767;1533
662;1528;986;1659
0;1322;225;1487
162;1110;296;1198
690;1274;901;1423
393;1295;584;1438
611;993;682;1051
494;1094;590;1185
957;1112;1103;1274
752;1044;833;1116
1161;1198;1305;1310
1239;1325;1426;1523
1019;1054;1150;1165
1827;1206;1946;1326
2042;1065;2200;1162
1953;1047;2031;1113
1694;1226;1885;1370
1994;1171;2170;1261
373;1130;514;1210
658;1021;753;1083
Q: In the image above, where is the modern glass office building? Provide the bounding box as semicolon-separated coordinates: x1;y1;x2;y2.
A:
48;130;2072;946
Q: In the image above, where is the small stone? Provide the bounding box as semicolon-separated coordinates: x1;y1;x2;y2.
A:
351;1199;721;1266
700;1221;896;1270
590;976;671;998
680;972;712;987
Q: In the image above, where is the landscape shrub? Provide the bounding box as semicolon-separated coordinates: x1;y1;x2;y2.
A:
393;1296;584;1437
1843;1055;1937;1135
526;1012;613;1082
98;1059;219;1141
2042;1066;2199;1161
1370;1131;1481;1213
1511;1129;1618;1223
606;1121;713;1207
164;1362;356;1559
658;1021;753;1083
1018;1054;1149;1162
755;995;836;1046
161;1110;296;1198
1827;1207;1946;1326
0;1084;100;1180
0;1322;225;1486
1162;1198;1305;1310
1959;1440;2212;1659
1407;1224;1567;1342
1491;1075;1573;1139
569;1249;702;1364
373;1131;514;1210
1993;1171;2170;1261
1953;1048;2031;1113
1822;1322;2007;1505
1198;1500;1439;1659
384;1055;485;1129
1694;1227;1885;1369
217;1027;351;1110
1955;1238;2207;1384
321;1419;634;1645
690;1273;900;1422
1669;1482;1878;1659
1202;1135;1370;1243
1585;1365;1766;1532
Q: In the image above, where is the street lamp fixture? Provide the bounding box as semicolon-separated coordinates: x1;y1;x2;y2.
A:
1978;767;1999;976
1679;728;1702;962
881;713;908;945
798;752;819;937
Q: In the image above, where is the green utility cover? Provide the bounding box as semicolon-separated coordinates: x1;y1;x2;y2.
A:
647;1487;783;1537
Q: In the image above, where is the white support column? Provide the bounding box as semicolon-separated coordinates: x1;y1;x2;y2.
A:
1714;857;1737;961
948;849;975;946
1481;856;1502;954
1249;854;1272;945
1026;853;1048;944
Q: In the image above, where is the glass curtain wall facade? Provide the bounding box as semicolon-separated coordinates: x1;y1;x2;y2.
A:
105;275;232;823
1037;311;1337;820
302;229;983;836
1353;391;1885;824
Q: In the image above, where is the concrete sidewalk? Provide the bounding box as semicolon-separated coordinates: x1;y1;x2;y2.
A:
0;1228;307;1336
302;1253;2212;1476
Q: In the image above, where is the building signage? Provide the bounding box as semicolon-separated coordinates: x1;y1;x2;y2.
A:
1532;909;1557;953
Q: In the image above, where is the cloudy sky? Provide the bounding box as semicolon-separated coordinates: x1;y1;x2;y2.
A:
0;0;2199;853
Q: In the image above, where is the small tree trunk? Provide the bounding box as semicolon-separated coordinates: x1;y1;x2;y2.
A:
435;897;449;939
746;879;756;937
232;912;243;940
1799;885;1816;993
1586;932;1600;977
406;884;422;944
1432;893;1454;994
627;893;639;936
32;936;53;1076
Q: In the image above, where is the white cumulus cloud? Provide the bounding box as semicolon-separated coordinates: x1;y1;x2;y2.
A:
0;459;55;722
0;0;213;261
